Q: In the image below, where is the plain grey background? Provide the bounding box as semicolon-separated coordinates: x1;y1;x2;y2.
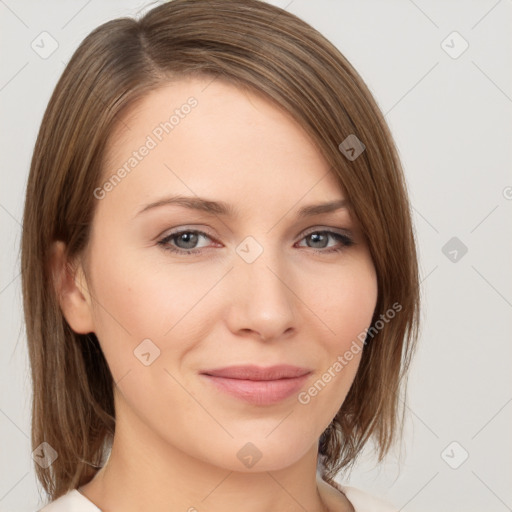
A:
1;1;511;511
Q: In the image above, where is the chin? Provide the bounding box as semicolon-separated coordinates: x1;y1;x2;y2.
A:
205;432;317;473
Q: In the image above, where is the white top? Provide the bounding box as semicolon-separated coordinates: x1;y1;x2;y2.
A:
36;486;397;511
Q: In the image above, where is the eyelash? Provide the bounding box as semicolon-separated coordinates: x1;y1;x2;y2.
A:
157;228;354;256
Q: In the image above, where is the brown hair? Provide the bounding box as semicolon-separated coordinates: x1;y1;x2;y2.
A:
21;0;420;502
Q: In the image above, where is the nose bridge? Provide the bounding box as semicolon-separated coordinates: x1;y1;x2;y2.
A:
230;235;296;338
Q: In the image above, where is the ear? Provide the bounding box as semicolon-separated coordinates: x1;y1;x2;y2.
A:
50;240;95;334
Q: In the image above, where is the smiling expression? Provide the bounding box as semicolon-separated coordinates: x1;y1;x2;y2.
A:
78;75;378;471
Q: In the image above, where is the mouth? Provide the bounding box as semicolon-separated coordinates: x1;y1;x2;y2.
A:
199;364;312;405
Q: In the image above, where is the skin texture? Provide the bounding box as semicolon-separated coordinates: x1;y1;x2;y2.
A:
53;76;378;512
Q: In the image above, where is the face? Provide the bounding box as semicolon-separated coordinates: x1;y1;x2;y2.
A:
73;76;378;472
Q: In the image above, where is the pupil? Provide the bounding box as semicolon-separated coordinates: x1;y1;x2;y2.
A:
309;232;327;248
178;232;198;249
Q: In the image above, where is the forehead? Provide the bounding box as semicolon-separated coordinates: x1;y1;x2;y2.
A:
103;76;327;166
97;77;344;221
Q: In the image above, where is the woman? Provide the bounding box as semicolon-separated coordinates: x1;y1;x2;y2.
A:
22;1;420;510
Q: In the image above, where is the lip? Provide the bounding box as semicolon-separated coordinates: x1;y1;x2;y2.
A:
200;365;312;405
201;364;311;380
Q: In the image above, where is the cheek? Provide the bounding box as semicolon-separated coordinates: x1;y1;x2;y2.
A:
86;240;224;381
311;256;378;349
293;255;377;417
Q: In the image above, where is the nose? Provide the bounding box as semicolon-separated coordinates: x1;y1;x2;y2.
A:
226;242;297;341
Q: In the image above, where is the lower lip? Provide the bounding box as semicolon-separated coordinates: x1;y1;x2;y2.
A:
201;373;310;405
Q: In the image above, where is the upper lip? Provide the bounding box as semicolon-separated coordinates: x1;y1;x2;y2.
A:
200;364;312;381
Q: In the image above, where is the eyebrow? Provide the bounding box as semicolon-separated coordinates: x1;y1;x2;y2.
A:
135;195;348;218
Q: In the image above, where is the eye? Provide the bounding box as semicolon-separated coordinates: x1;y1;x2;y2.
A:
157;228;354;256
295;229;354;253
157;229;217;255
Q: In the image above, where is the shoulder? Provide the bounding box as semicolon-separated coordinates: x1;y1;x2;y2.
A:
36;489;102;512
339;484;398;512
318;475;397;512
